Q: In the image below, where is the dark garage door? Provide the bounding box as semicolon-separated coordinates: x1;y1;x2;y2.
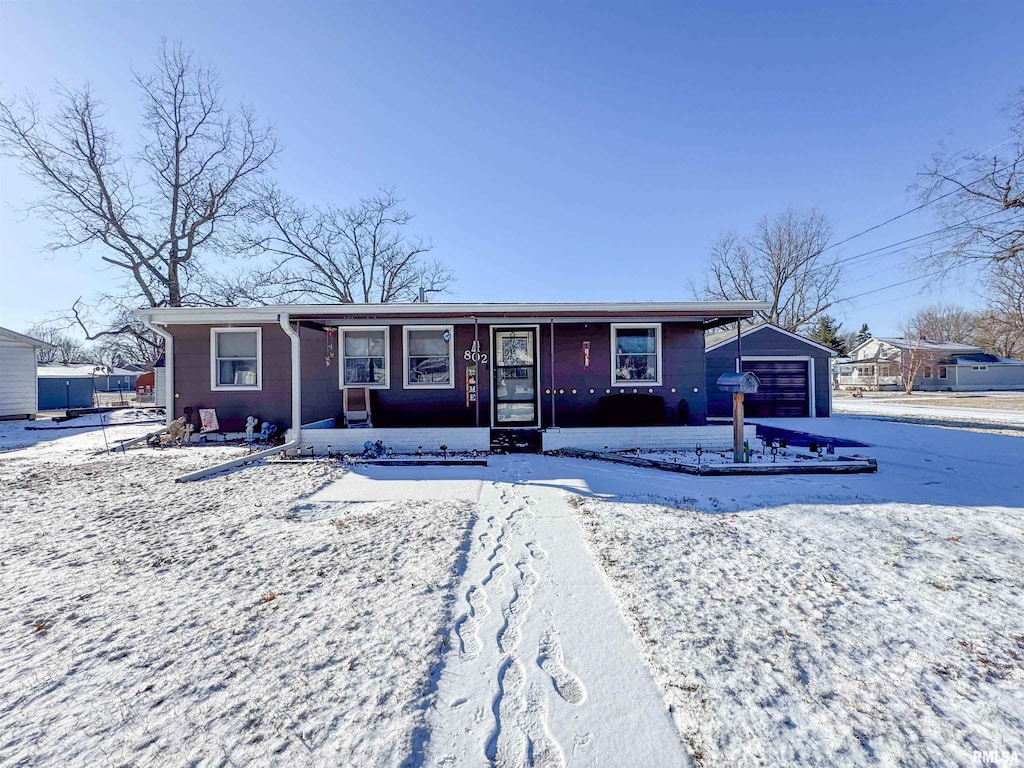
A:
742;360;809;418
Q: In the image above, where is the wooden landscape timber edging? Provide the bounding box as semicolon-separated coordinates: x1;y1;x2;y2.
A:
351;458;488;467
548;448;877;476
268;457;488;467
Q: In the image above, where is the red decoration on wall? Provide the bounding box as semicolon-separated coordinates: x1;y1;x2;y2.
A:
582;341;591;368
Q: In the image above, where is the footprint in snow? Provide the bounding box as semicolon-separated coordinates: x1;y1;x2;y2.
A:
526;541;547;560
538;629;585;705
455;613;481;659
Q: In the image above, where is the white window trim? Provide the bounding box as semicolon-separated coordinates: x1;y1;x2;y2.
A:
210;327;263;391
337;326;390;389
403;324;456;390
610;323;663;387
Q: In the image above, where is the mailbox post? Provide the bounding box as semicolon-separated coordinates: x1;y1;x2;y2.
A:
716;371;760;463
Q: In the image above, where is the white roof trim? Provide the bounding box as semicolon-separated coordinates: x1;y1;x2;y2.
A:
137;300;771;326
0;326;51;348
705;323;838;355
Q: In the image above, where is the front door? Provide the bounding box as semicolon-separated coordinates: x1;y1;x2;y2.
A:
492;328;539;427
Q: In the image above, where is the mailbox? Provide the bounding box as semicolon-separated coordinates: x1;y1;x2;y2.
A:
716;371;760;393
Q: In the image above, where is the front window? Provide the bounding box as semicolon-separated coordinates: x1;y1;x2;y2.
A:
404;326;454;388
340;328;388;388
211;328;262;390
612;324;662;385
939;367;947;379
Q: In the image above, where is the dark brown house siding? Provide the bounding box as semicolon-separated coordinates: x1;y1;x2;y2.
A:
168;319;710;431
167;323;293;431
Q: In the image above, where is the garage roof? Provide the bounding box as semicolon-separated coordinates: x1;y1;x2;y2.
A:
705;323;838;355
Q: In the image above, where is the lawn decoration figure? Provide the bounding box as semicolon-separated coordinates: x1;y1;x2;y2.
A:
245;415;259;443
159;417;192;448
362;439;386;458
260;422;278;441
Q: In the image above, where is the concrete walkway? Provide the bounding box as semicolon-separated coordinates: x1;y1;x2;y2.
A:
423;456;689;767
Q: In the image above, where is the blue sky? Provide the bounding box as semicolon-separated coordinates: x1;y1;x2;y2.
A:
0;0;1020;338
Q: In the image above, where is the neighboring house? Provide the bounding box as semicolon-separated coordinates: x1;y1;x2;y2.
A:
919;352;1024;391
136;300;769;453
705;323;835;418
37;364;95;410
837;337;1024;391
92;366;139;393
0;326;49;420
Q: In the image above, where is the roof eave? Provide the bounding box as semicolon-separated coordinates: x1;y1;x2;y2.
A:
137;301;772;325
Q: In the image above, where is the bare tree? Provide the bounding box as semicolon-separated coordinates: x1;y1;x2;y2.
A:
28;323;87;364
0;42;278;340
908;303;979;344
974;254;1024;357
700;209;840;331
916;89;1023;270
248;186;453;303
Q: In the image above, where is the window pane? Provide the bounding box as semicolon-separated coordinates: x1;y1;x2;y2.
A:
217;331;257;358
344;330;385;357
497;334;533;366
615;328;656;355
496;368;535;400
497;402;535;423
616;353;657;381
345;358;386;385
218;359;257;386
408;330;449;356
409;356;450;383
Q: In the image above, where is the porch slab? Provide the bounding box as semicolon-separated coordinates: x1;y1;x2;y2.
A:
541;425;755;452
300;427;491;454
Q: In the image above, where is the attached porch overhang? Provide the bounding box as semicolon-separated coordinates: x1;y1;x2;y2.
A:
137;300;769;330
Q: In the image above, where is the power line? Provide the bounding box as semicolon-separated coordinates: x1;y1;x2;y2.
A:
820;132;1019;253
835;265;961;303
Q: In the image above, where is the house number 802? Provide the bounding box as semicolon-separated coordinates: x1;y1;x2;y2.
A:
463;350;488;364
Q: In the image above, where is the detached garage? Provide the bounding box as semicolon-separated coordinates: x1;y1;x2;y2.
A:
706;324;835;418
0;326;48;420
37;364;96;410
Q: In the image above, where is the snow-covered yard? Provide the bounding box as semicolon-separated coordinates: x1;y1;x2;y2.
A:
565;417;1024;766
1;414;1022;767
0;421;475;767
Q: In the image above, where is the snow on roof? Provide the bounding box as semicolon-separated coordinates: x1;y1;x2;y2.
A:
37;364;101;378
37;364;141;378
874;337;983;353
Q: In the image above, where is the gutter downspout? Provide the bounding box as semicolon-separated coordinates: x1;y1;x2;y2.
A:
279;312;302;444
139;313;174;427
176;313;302;482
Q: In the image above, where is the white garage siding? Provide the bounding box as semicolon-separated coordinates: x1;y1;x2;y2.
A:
154;366;167;407
0;341;39;418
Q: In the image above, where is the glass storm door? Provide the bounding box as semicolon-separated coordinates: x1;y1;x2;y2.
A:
493;329;538;427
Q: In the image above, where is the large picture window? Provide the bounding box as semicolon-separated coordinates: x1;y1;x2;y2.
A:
611;324;662;386
211;327;262;390
404;326;454;388
339;328;389;388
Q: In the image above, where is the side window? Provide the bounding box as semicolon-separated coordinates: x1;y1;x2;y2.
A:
211;328;262;390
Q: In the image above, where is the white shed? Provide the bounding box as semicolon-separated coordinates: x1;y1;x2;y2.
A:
0;326;48;420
